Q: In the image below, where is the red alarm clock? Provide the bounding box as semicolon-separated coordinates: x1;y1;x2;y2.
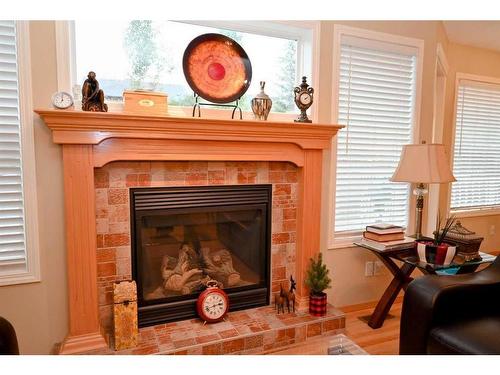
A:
196;280;229;323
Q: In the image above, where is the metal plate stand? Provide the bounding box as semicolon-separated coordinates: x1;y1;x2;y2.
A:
192;92;243;119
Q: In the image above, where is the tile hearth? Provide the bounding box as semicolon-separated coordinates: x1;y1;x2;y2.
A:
81;305;345;355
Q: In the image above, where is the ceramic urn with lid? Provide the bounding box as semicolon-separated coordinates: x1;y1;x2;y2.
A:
251;81;273;121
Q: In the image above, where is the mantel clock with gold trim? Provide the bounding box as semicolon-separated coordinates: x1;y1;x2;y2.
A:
294;76;314;123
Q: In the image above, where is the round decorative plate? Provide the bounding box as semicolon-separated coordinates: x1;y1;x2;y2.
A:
183;33;252;104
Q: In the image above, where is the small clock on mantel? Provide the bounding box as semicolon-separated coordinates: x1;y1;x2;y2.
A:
293;76;314;123
51;91;74;110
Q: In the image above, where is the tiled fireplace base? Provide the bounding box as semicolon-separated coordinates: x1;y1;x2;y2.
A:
79;305;345;355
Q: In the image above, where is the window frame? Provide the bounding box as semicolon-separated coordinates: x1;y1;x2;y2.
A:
0;21;41;286
425;43;449;236
56;20;321;121
328;25;424;249
448;72;500;219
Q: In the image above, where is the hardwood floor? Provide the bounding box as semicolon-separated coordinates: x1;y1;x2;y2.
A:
270;299;402;355
343;300;401;355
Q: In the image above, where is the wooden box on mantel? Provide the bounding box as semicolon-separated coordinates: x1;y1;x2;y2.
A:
123;90;168;115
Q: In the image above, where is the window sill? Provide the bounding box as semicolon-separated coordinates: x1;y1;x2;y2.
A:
0;272;41;287
328;230;411;250
328;235;362;250
451;207;500;218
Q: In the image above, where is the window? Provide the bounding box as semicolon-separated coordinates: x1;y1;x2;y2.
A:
332;26;423;240
451;77;500;211
0;21;40;285
72;21;314;113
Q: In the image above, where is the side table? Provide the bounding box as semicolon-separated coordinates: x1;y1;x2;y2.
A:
354;242;496;329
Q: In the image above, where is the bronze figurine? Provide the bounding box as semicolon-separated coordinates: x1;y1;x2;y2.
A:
274;276;297;314
274;284;286;314
284;275;296;313
82;71;108;112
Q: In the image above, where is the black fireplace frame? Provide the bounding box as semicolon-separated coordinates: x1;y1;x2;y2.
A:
130;184;272;327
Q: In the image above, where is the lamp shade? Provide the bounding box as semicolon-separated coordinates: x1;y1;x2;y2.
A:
390;143;456;184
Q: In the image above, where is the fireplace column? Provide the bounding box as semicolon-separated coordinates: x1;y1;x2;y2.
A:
295;149;323;307
59;145;107;354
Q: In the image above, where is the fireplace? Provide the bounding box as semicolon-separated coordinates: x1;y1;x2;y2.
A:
130;184;272;327
37;109;341;354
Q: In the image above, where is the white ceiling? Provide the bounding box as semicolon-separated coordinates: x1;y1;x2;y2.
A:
443;21;500;52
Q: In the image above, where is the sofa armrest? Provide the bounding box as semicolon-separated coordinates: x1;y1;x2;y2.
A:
399;259;500;354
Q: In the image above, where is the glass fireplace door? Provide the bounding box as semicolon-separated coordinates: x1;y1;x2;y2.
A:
136;205;267;303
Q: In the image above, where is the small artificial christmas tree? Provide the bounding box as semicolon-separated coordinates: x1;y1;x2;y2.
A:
305;252;332;296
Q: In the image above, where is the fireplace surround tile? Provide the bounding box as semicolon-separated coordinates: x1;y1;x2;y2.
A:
95;160;298;335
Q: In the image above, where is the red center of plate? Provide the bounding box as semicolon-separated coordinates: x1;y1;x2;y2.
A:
207;62;226;81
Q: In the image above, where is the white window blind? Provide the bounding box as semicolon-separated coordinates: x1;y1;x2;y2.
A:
334;39;417;234
0;21;27;276
451;82;500;210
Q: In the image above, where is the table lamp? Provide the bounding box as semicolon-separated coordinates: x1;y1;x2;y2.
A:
390;143;456;239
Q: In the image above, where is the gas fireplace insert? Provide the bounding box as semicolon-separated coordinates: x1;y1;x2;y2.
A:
130;184;272;327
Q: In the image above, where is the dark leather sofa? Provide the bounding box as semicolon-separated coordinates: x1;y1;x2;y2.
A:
400;256;500;354
0;316;19;354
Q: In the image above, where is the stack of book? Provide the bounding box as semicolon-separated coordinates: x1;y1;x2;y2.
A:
359;223;415;251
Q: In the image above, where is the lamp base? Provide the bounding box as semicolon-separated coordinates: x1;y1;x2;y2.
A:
413;183;428;240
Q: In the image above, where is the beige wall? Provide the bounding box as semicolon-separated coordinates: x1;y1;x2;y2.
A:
322;22;500;308
319;21;444;307
1;20;500;353
438;42;500;253
0;21;67;354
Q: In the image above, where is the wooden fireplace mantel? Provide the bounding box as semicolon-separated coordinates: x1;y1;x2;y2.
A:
35;109;342;354
36;109;339;149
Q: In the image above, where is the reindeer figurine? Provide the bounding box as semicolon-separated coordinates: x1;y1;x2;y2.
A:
274;283;286;314
284;275;297;313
